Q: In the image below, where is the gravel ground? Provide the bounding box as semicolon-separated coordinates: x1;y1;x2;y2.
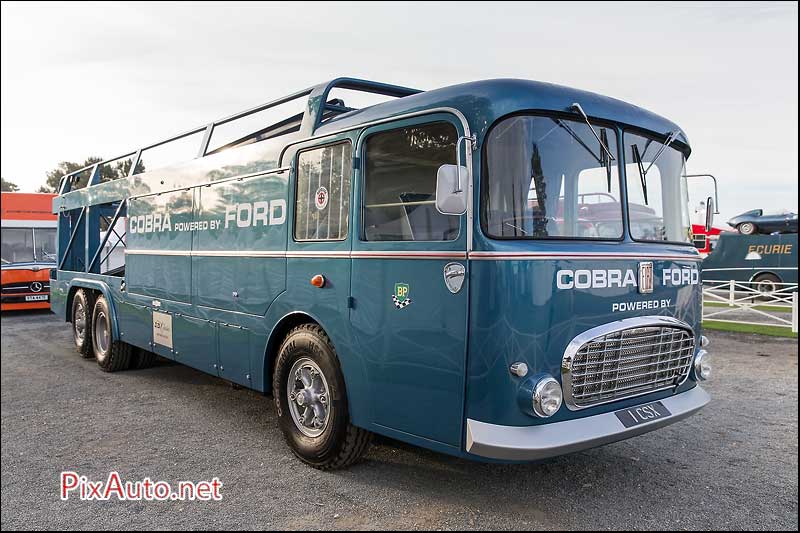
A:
1;310;797;530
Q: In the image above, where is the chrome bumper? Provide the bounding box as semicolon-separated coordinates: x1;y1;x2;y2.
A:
466;385;710;461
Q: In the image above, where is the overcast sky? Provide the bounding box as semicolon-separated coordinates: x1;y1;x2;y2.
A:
1;1;797;224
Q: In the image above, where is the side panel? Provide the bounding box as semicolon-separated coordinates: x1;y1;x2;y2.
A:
126;191;193;302
193;173;288;314
174;314;218;374
116;300;152;350
218;323;251;386
778;235;799;283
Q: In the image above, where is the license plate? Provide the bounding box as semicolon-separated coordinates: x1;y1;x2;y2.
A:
615;401;671;428
25;295;49;302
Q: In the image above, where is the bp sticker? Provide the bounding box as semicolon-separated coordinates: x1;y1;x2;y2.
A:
392;283;412;309
314;186;329;210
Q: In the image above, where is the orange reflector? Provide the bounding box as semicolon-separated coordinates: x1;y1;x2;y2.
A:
310;274;325;288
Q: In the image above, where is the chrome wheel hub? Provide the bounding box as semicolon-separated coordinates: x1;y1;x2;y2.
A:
757;280;776;295
95;311;110;354
287;358;330;438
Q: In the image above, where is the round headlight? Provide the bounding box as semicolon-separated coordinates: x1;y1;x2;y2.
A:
700;335;710;348
694;349;711;381
532;376;563;418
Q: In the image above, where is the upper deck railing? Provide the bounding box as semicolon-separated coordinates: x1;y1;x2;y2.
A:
58;78;421;195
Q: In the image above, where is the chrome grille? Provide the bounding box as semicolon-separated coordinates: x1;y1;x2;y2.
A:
562;320;695;409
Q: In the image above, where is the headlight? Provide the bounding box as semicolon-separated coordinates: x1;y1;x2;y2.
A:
700;335;710;348
532;376;563;418
694;349;711;381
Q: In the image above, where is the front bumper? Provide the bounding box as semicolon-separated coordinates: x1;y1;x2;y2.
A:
466;385;709;461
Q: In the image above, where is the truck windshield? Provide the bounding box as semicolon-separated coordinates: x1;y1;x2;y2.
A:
1;228;35;264
35;228;58;262
0;227;57;264
625;132;692;243
482;115;623;239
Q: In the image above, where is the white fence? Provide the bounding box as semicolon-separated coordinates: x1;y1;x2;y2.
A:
702;280;799;333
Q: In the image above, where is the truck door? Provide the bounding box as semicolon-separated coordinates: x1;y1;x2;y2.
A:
350;116;470;448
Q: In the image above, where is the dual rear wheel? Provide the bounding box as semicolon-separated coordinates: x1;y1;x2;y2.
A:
70;289;155;372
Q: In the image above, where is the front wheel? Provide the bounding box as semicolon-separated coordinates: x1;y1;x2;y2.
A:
273;324;371;470
738;222;757;235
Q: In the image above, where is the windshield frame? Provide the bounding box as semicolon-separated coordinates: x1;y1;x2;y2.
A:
480;111;626;242
480;112;695;246
622;126;693;246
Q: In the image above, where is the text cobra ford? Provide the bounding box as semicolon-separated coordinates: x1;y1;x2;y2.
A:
51;78;713;468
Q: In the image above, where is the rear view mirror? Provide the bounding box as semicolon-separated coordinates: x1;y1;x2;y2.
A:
705;196;715;232
436;164;468;215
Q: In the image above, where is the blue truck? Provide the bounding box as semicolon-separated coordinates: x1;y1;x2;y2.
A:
51;78;712;469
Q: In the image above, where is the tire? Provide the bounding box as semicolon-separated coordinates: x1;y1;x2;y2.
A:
130;347;157;370
738;222;757;235
91;295;132;372
273;324;371;470
753;273;780;300
71;289;95;358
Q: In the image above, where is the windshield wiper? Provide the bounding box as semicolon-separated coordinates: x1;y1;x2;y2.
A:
642;131;680;177
631;131;681;206
552;119;615;194
552;119;601;164
600;128;612;193
569;103;615;163
631;144;648;205
570;103;616;193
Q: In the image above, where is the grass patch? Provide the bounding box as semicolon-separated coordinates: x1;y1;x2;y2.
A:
703;320;797;338
703;301;792;313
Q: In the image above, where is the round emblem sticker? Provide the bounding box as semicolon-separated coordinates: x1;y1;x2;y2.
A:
314;186;329;210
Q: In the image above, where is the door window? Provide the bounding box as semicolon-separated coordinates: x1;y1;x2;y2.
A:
294;142;352;241
363;122;459;241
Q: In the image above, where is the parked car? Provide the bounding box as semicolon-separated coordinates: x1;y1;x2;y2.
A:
727;209;798;235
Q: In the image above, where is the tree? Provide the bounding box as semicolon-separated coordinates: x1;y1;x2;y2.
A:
39;157;145;193
1;177;20;192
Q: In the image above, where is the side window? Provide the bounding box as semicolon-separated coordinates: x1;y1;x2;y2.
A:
294;142;352;241
363;122;459;242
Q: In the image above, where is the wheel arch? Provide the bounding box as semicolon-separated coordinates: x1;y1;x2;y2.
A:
65;279;120;342
262;312;321;396
749;270;784;284
738;221;758;233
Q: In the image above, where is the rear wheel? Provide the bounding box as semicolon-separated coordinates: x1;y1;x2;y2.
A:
738;222;757;235
71;289;94;358
273;324;371;470
753;273;780;299
92;295;132;372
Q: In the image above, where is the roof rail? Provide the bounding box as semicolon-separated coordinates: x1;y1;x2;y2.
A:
58;78;422;195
